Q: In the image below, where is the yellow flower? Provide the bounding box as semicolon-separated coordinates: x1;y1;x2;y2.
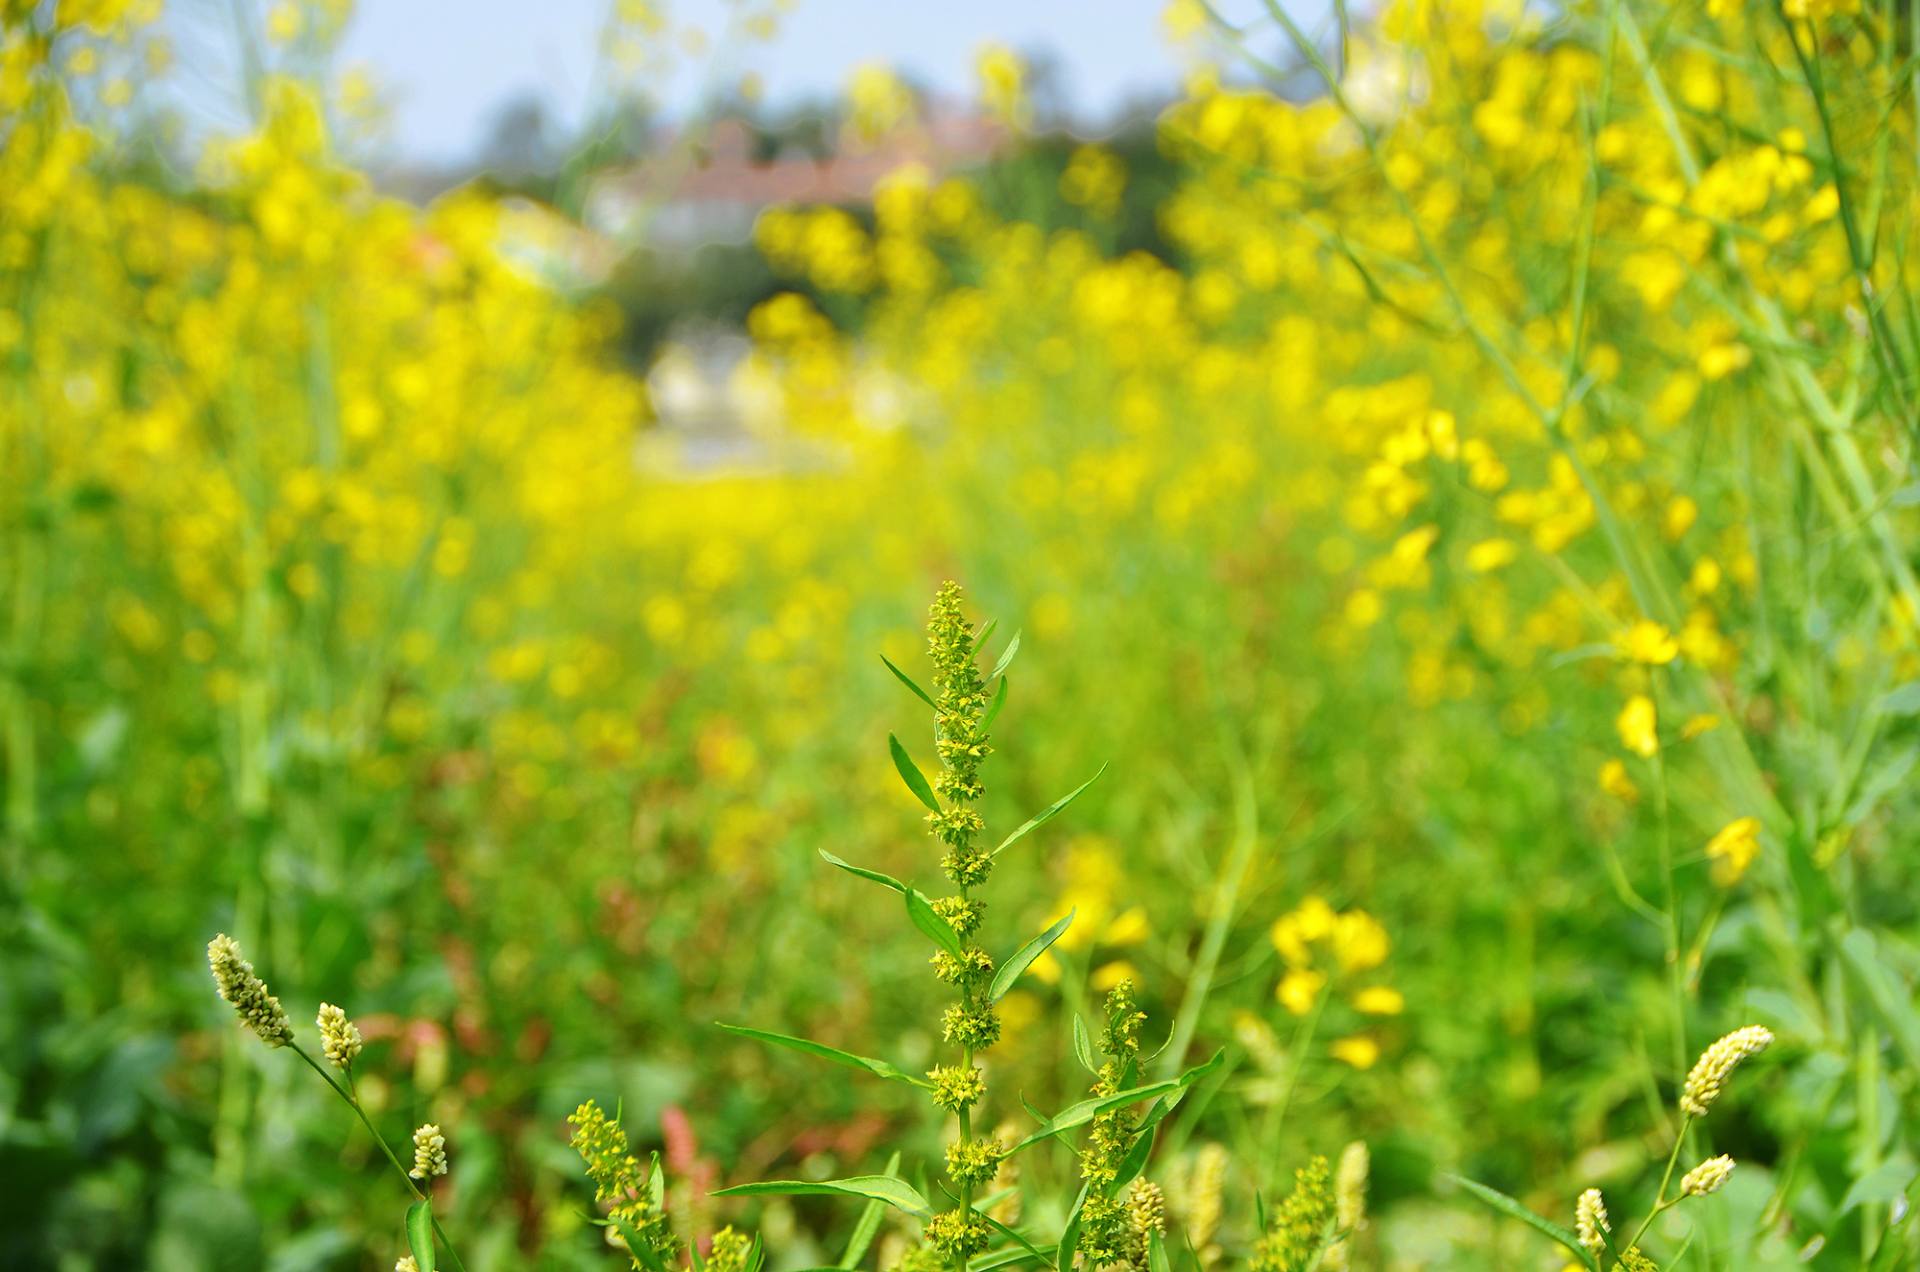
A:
1270;894;1336;966
1276;968;1326;1016
1465;538;1518;573
1092;959;1140;992
1618;621;1678;665
1103;906;1151;946
1329;1035;1381;1070
1352;986;1404;1016
1331;910;1390;973
1704;816;1761;885
1598;758;1639;803
1617;694;1659;758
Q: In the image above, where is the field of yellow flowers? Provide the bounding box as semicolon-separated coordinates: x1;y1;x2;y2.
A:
7;0;1920;1268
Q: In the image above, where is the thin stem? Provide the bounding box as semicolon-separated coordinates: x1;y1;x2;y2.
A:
1629;1114;1695;1250
1157;752;1261;1080
289;1044;469;1272
1259;985;1329;1189
1649;693;1688;1087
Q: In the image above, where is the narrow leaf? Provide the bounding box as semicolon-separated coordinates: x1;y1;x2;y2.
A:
984;675;1009;730
879;654;937;710
1839;928;1920;1074
889;733;942;813
1147;1231;1170;1272
1013;1081;1181;1151
406;1201;436;1272
991;910;1074;1002
989;631;1022;681
712;1177;932;1222
837;1152;901;1268
718;1024;930;1088
1882;681;1920;715
1842;1160;1917;1214
980;1209;1051;1266
818;849;905;895
1071;1015;1097;1074
907;887;965;960
993;764;1109;857
1028;1051;1222;1159
1447;1176;1596;1271
1055;1185;1087;1272
972;618;999;655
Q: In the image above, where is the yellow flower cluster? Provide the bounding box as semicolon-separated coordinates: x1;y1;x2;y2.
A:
1270;897;1398;1069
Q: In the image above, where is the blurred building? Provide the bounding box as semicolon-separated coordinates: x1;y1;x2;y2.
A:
585;106;1006;248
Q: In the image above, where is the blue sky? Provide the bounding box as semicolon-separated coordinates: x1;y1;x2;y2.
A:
328;0;1328;162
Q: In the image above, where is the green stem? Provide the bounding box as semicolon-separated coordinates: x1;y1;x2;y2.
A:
1157;753;1260;1079
1649;686;1688;1087
290;1045;469;1272
1629;1114;1694;1250
1259;985;1328;1189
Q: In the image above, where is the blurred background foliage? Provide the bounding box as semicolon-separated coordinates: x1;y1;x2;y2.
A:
5;0;1920;1267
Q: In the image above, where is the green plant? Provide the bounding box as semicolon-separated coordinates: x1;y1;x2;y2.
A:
204;934;466;1272
1454;1024;1774;1270
668;582;1233;1268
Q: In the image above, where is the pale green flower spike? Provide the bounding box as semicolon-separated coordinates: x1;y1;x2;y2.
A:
207;934;294;1048
409;1123;448;1179
1679;1025;1772;1118
317;1002;363;1069
1575;1187;1610;1259
1680;1154;1735;1197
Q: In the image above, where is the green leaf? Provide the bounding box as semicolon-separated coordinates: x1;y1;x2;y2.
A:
1071;1015;1097;1074
989;631;1022;681
980;1210;1051;1266
1147;1231;1170;1272
818;849;906;895
1882;681;1920;715
889;733;942;813
972;618;999;655
991;910;1074;1002
879;654;937;710
1842;1160;1917;1214
907;887;965;960
1840;927;1920;1074
837;1152;901;1268
649;1150;665;1211
1447;1176;1596;1271
1055;1185;1088;1272
712;1176;932;1222
1012;1052;1222;1152
984;676;1009;730
993;764;1109;857
717;1024;931;1089
405;1201;436;1272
